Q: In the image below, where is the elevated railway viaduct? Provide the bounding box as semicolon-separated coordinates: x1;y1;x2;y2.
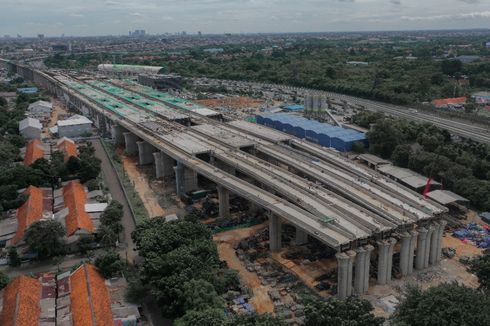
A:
1;59;449;299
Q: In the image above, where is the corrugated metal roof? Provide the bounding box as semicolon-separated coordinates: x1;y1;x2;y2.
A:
259;113;366;142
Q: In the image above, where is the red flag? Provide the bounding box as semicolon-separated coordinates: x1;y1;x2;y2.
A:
423;177;432;199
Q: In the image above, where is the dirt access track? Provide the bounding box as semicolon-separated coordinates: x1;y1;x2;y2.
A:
214;224;274;314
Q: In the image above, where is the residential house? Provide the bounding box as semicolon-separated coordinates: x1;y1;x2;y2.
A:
19;117;42;140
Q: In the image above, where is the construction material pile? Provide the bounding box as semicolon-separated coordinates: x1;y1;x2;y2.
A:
452;223;490;248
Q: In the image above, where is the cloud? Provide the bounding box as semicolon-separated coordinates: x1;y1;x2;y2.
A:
390;0;401;5
401;11;490;21
458;0;479;3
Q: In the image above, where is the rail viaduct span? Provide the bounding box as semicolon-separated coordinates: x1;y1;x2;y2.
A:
1;59;449;299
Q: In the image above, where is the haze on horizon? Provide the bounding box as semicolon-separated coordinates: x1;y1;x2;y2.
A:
1;0;490;37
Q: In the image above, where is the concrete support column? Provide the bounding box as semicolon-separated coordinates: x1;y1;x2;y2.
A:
268;214;281;252
386;237;397;283
346;250;356;297
174;162;199;195
123;132;138;156
111;125;125;145
295;228;308;245
336;252;350;300
354;247;366;295
137;141;155;165
399;232;411;277
377;240;389;285
363;245;374;293
153;151;174;179
408;230;418;274
424;225;435;268
415;227;428;270
436;220;447;264
217;186;230;218
429;223;441;265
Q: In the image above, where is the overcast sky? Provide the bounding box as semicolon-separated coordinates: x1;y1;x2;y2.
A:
1;0;489;37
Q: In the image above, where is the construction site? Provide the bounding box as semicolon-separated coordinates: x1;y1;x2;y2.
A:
2;61;486;322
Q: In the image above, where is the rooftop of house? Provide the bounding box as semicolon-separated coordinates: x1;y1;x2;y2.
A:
69;264;114;326
62;181;95;236
11;186;46;245
23;139;45;166
0;275;42;326
57;137;78;161
19;117;42;131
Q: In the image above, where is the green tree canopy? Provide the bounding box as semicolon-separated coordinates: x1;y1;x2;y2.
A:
25;220;65;259
305;297;384;326
95;250;125;278
470;249;490;292
391;283;490;326
0;271;9;290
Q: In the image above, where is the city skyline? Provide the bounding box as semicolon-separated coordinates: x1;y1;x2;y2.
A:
1;0;489;37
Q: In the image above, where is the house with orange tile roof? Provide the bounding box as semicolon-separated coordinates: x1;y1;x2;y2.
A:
56;181;95;238
56;263;140;325
0;266;139;326
23;139;48;166
0;186;53;247
56;137;78;162
0;275;42;326
431;97;467;109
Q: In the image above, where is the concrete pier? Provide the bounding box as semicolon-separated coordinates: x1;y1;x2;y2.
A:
363;245;374;293
408;230;418;274
174;162;199;196
424;225;435;268
346;250;356;297
111;125;125;145
269;214;281;251
217;186;230;218
429;223;440;265
354;247;366;294
295;228;308;245
386;238;397;283
336;252;350;300
153;151;174;178
123;132;138;156
416;227;428;270
399;232;411;276
377;240;389;285
137;141;155;165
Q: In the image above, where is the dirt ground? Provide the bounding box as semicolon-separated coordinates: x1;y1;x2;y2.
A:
118;150;166;218
272;250;335;297
42;97;68;138
213;224;275;314
197;96;264;109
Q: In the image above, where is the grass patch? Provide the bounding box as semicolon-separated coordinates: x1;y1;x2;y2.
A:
102;140;149;224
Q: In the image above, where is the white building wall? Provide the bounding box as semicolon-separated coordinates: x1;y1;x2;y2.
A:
20;126;41;139
58;123;92;138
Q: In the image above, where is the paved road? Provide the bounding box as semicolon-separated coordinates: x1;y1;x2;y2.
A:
91;138;139;264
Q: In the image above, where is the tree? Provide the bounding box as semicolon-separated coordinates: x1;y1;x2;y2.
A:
182;279;223;312
100;200;124;233
391;144;413;168
305;297;384;326
8;247;21;267
391;284;490;326
95;250;125;278
441;59;463;75
227;314;287;326
469;249;490;292
367;119;404;158
175;308;225;326
0;271;9;290
24;220;65;259
131;218;221;316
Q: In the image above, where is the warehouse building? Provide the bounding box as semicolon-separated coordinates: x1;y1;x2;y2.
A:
56;114;92;138
27;100;52;116
257;113;367;152
19;117;42;139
